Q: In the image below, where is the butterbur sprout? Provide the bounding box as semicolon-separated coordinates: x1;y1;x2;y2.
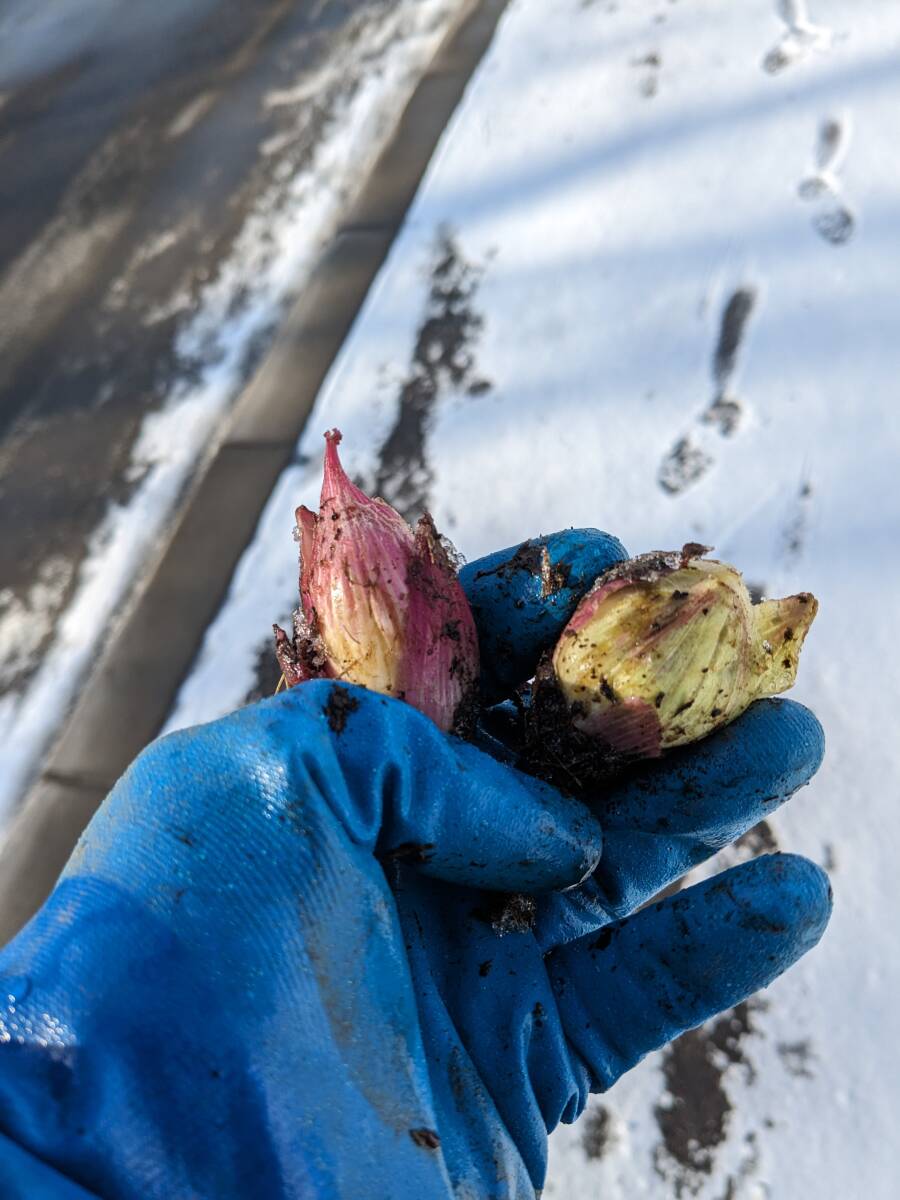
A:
275;445;817;787
275;430;480;734
551;545;817;758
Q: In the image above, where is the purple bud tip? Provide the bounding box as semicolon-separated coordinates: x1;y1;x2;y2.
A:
321;428;370;509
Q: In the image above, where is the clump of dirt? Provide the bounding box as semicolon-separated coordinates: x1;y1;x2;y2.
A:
517;657;627;794
449;677;480;740
409;1128;441;1149
473;539;572;598
378;842;436;865
473;891;537;936
472;539;542;588
323;684;360;734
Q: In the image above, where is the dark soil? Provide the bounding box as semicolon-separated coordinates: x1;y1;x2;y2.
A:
472;539;543;584
409;1128;441;1149
323;684;359;734
378;842;436;864
449;677;481;740
518;658;627;795
473;891;537;936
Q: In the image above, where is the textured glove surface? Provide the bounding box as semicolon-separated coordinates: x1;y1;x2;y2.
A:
0;530;831;1199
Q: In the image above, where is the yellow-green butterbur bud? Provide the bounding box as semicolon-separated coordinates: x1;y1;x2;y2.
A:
551;545;817;758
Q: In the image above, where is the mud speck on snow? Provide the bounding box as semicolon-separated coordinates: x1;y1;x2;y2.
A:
782;478;814;561
777;1039;816;1079
581;1104;614;1160
371;229;491;523
734;819;780;857
654;1000;763;1195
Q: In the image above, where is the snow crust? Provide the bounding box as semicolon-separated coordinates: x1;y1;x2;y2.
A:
167;0;900;1194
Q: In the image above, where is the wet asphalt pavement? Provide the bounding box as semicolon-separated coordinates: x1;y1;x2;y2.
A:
0;0;400;694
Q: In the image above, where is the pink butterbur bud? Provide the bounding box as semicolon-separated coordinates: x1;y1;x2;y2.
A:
275;430;479;733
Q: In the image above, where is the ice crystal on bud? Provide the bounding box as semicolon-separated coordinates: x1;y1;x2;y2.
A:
551;545;817;757
274;430;479;733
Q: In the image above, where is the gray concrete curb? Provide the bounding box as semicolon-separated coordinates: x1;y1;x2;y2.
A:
0;0;510;945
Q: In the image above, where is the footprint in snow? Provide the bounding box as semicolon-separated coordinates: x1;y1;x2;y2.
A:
630;51;661;99
798;116;856;246
658;287;758;495
762;0;833;75
658;436;712;495
702;287;757;436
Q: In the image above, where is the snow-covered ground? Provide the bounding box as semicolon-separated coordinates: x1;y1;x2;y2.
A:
0;0;464;823
165;0;900;1194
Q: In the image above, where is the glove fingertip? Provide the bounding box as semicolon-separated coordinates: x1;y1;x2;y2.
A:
744;850;833;953
460;528;628;703
553;854;832;1092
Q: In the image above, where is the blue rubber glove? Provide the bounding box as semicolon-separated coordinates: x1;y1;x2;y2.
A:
0;530;831;1200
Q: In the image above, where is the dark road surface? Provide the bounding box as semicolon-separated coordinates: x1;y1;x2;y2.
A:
0;0;225;292
0;0;424;697
0;0;320;438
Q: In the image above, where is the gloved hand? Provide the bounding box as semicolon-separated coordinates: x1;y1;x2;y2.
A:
0;529;831;1200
